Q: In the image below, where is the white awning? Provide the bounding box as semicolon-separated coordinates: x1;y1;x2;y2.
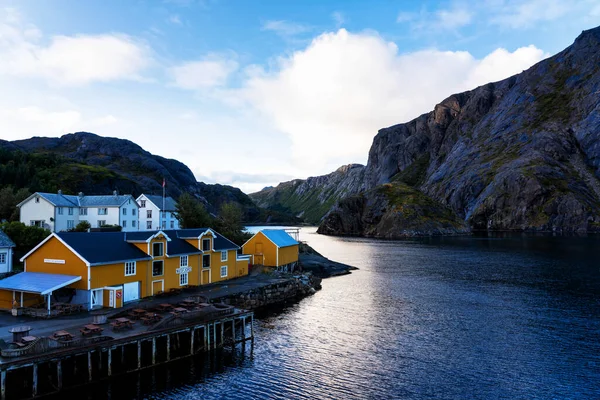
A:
0;272;81;295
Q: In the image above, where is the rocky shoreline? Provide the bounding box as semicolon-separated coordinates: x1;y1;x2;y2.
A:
298;243;358;277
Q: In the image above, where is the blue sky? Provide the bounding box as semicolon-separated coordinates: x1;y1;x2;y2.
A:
0;0;599;192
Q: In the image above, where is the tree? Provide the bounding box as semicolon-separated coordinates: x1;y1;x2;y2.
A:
175;193;213;228
0;221;51;260
0;186;31;222
216;201;251;245
73;220;91;232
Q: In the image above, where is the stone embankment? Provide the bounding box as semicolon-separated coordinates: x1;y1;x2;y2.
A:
214;273;322;310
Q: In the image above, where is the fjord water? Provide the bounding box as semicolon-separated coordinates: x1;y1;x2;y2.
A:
84;228;600;399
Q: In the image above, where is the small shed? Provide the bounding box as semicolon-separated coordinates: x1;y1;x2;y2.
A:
0;230;15;274
242;230;299;271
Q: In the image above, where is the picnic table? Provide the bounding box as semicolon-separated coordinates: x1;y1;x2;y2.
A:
80;324;103;336
170;307;188;316
140;313;163;326
21;336;37;344
52;330;74;341
111;317;135;331
178;299;197;309
156;303;173;312
128;308;147;320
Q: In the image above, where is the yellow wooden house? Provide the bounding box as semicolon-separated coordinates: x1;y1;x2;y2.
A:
0;228;249;312
242;230;299;271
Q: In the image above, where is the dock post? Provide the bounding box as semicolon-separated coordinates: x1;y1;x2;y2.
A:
213;323;217;349
166;335;171;361
1;369;6;400
190;328;195;355
32;363;38;398
232;319;236;344
207;324;211;350
243;317;246;340
203;326;207;351
137;341;142;369
88;351;93;382
108;348;112;376
250;314;254;339
220;322;224;347
152;338;156;365
57;360;63;390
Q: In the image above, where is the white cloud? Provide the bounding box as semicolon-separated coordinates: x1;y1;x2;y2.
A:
168;14;182;25
0;106;82;136
169;55;238;90
332;12;346;28
397;4;472;33
231;29;546;170
435;7;473;29
396;11;416;23
261;20;312;37
0;8;152;86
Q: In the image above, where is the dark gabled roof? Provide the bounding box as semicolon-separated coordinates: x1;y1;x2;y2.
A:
0;230;15;248
261;230;298;248
141;195;177;211
37;193;79;207
124;231;204;256
57;232;152;266
169;228;239;251
79;195;135;207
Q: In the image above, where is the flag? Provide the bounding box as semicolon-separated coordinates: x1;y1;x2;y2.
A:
162;178;166;188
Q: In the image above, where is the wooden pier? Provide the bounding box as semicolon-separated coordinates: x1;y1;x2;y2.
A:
0;310;253;399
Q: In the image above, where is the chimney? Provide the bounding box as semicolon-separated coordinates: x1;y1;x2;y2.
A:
58;189;62;195
113;190;118;196
78;192;84;198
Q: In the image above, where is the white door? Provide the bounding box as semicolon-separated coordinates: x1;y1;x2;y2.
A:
123;282;140;302
109;290;115;307
91;289;103;307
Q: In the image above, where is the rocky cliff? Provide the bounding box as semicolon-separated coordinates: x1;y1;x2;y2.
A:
1;132;266;221
262;26;600;235
249;163;365;224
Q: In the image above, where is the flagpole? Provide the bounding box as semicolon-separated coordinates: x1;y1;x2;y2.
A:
162;178;166;229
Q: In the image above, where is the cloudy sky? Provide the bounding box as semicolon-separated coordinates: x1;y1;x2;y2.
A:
0;0;599;193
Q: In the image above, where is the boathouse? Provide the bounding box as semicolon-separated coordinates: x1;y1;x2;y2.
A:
0;231;15;274
0;229;249;311
242;230;299;271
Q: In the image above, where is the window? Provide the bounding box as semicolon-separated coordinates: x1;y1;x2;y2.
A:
152;242;163;257
132;208;136;216
132;220;136;228
97;220;106;227
161;221;166;229
171;212;174;218
220;265;227;278
202;238;211;251
152;260;164;276
122;208;127;215
123;220;127;228
180;272;188;286
98;208;108;215
146;221;152;229
147;210;152;218
30;220;44;227
170;221;174;229
57;207;64;215
140;200;146;208
125;261;136;276
68;207;74;215
80;208;87;216
202;254;210;268
221;251;227;262
35;197;40;203
0;253;5;264
67;220;74;229
180;255;188;267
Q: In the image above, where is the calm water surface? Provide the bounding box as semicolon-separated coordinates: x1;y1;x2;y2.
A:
81;228;600;399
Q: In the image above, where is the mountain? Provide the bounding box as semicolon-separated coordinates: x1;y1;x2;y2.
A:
0;132;284;222
250;164;365;224
255;26;600;236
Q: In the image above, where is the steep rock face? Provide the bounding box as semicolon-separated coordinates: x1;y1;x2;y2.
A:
250;164;365;224
318;182;469;238
5;132;264;220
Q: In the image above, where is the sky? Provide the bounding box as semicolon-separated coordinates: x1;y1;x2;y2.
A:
0;0;599;193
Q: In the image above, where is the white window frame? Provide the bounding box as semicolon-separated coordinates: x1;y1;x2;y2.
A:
140;200;146;208
132;220;136;227
220;265;227;278
0;253;5;264
202;254;210;269
98;208;108;215
202;238;211;251
80;208;87;216
57;207;63;215
122;208;127;215
180;255;188;267
35;197;40;203
123;220;127;228
68;207;74;215
147;210;152;218
170;220;174;229
132;208;136;216
152;260;164;277
125;261;136;276
221;250;227;262
67;220;74;229
146;221;152;229
180;272;188;286
97;220;106;227
153;242;164;257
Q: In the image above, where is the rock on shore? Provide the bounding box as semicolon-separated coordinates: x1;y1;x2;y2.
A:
298;243;358;277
